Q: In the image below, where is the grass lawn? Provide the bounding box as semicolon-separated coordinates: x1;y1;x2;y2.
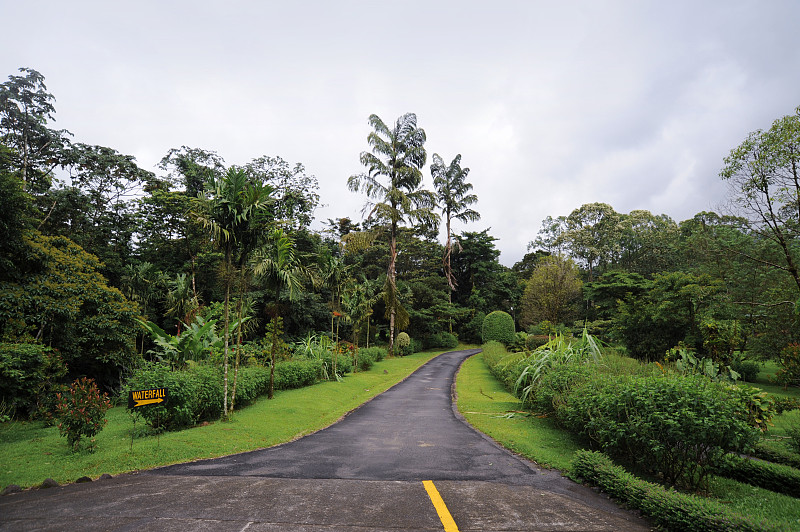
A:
0;348;449;489
455;350;800;529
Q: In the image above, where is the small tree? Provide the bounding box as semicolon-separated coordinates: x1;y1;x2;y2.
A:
519;255;582;328
54;377;112;451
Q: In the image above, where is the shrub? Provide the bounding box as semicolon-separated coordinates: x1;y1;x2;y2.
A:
482;311;515;345
715;454;800;498
124;363;223;430
321;352;352;376
572;450;780;532
529;363;593;414
774;343;800;388
730;359;761;383
0;342;67;419
54;377;112;451
752;442;800;469
525;334;549;351
358;347;387;363
787;423;800;455
356;350;375;371
428;332;459;350
395;332;412;356
273;359;321;390
559;374;763;491
231;366;271;406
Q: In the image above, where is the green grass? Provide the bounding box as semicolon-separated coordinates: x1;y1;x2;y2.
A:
455;350;800;529
753;360;800;400
0;349;448;489
708;476;800;528
455;351;583;472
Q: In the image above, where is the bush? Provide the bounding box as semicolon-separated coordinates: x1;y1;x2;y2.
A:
54;377;112;451
0;343;67;419
715;454;800;498
482;311;515;345
124;363;223;430
321;352;352;375
358;347;387;363
273;360;321;390
356;350;376;371
395;332;412;356
525;335;550;351
428;332;459;350
774;343;800;388
529;363;593;414
731;359;761;383
559;374;763;491
572;450;780;532
231;366;271;406
752;442;800;469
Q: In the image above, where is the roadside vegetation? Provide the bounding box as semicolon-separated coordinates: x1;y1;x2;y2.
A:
0;349;446;489
457;340;800;531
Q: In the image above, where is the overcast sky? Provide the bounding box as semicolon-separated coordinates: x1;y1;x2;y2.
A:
3;1;800;265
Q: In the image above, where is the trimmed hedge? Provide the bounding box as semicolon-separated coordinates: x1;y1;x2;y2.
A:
482;311;515;345
715;454;800;498
572;450;784;532
752;442;800;469
273;359;322;390
560;375;762;490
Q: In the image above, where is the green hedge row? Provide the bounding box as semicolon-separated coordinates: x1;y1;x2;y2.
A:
572;450;785;532
715;454;800;498
125;359;322;430
751;442;800;469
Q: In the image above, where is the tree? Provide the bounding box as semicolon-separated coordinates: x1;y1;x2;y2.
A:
244;156;320;229
347;113;438;354
0;231;140;388
431;153;480;329
192;167;273;417
252;229;305;398
0;68;70;192
720;106;800;294
0;144;35;281
519;255;583;328
165;273;200;335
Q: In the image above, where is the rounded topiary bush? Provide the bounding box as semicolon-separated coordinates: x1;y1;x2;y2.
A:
482;311;516;345
396;332;412;356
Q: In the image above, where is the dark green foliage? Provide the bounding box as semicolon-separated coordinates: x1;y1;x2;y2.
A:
774;343;800;388
0;342;67;418
358;347;387;363
730;359;761;383
356;350;376;371
427;331;458;350
272;359;322;390
54;378;112;451
460;311;485;344
560;375;763;490
525;335;550;351
322;352;352;374
529;363;592;414
0;231;140;389
125;363;223;430
752;442;800;469
715;454;800;498
572;450;782;532
482;310;515;345
395;332;412;356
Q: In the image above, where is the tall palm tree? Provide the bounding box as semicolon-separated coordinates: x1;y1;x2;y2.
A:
431;153;480;330
252;228;305;399
192;167;272;418
347;113;438;354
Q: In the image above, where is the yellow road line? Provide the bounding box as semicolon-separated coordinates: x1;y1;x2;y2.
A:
423;480;460;532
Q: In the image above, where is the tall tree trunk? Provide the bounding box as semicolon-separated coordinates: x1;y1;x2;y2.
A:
229;267;246;414
388;220;397;355
268;285;280;399
222;264;231;419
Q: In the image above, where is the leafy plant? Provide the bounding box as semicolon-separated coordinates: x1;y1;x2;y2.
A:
396;332;412;356
774;343;800;389
54;377;112;451
482;310;515;345
668;346;740;382
515;329;602;405
138;316;231;369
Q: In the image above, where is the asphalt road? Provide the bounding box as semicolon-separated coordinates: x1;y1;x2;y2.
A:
0;349;651;531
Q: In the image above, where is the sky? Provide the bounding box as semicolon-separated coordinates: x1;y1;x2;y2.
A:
3;1;800;266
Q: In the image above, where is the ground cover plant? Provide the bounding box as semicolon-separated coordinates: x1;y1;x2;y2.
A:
456;344;800;530
0;348;448;489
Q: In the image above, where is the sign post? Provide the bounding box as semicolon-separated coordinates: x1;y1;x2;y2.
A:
128;388;169;449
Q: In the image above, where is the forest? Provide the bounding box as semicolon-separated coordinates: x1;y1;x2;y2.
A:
2;67;800;423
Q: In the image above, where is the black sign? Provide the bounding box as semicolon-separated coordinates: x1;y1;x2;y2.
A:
128;388;169;408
